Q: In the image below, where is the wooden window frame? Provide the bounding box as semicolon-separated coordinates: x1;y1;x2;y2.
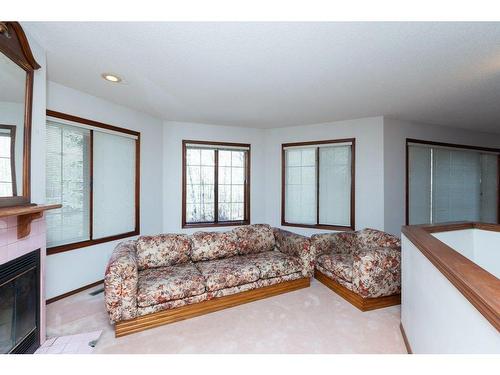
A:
182;140;251;228
46;110;141;255
281;138;356;231
405;138;500;226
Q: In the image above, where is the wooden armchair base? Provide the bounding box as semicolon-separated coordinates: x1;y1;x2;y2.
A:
115;277;310;337
314;269;400;311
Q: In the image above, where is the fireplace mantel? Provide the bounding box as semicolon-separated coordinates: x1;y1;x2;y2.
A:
0;204;61;239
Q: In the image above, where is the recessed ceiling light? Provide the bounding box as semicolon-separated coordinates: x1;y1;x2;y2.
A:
101;73;122;83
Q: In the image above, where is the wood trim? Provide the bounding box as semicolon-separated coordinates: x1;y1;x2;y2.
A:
281;138;356;231
314;269;401;311
181;139;251;228
399;323;412;354
47;231;138;255
401;223;500;331
115;277;310;337
46;279;103;304
46;110;140;137
0;22;40;208
46;110;141;255
405;138;500;225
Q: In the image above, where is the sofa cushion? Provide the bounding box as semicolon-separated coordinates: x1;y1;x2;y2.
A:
243;250;302;279
316;253;354;282
196;256;260;292
137;263;206;307
190;231;239;262
233;224;276;255
136;234;191;270
311;231;359;256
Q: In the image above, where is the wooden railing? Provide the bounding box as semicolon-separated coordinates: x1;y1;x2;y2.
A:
401;222;500;332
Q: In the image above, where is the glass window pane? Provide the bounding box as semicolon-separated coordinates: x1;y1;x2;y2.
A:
186;149;200;165
218;203;231;221
218;184;231;203
231;185;244;203
219;166;231;184
231;151;245;167
187;166;200;184
45;122;90;247
201;184;214;204
231;203;244;220
200;149;215;166
186;184;200;204
201;166;214;185
232;167;244;184
219;150;231;167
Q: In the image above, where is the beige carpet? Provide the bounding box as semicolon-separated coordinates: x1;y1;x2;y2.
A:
46;279;407;354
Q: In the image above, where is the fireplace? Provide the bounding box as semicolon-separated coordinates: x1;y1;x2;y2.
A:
0;249;40;354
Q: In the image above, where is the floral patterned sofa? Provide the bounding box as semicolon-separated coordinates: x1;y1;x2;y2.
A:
311;228;401;310
104;224;313;328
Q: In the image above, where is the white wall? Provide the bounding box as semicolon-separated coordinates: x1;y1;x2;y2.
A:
163;121;266;233
435;229;500;279
263;117;385;236
401;235;500;353
45;81;164;299
383;118;500;236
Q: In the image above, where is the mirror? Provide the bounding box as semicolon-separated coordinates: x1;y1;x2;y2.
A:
0;22;40;206
0;52;25;197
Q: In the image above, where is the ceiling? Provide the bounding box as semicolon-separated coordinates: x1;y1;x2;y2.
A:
23;22;500;132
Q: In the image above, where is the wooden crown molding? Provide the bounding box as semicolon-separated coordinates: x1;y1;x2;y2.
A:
0;21;40;71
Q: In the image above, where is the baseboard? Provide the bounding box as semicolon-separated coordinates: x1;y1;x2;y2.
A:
314;269;400;311
115;277;310;337
46;279;104;304
399;323;413;354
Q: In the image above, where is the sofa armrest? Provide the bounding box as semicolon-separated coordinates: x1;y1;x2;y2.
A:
352;247;401;298
273;228;314;277
104;240;139;323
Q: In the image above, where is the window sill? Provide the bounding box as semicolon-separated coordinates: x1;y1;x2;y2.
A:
47;230;139;255
182;220;250;229
281;221;354;231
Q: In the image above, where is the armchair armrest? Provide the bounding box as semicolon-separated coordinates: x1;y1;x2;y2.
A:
273;228;314;277
104;240;139;323
352;246;401;298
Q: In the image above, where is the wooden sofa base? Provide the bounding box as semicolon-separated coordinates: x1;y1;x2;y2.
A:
314;270;400;311
115;277;310;337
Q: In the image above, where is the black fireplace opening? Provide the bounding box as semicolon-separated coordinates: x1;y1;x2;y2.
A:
0;249;40;354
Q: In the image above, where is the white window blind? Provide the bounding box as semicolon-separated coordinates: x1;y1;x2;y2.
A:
408;143;498;225
46;122;90;247
319;145;352;226
284;141;353;227
93;132;136;239
46;117;139;249
285;148;317;225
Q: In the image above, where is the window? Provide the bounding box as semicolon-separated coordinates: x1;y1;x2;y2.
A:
282;139;355;230
182;140;250;228
45;110;140;253
406;139;499;225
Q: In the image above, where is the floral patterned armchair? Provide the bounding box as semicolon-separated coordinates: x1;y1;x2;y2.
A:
312;228;401;299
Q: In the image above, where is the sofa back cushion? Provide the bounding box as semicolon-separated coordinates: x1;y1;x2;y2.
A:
234;224;275;255
311;231;359;256
136;234;191;270
190;231;239;261
356;228;400;250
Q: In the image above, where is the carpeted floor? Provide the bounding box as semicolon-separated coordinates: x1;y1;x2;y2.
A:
46;279;407;354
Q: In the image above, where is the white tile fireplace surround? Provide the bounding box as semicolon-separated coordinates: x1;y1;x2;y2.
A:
0;213;47;353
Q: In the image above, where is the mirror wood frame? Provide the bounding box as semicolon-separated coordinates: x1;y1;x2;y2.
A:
0;21;40;207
